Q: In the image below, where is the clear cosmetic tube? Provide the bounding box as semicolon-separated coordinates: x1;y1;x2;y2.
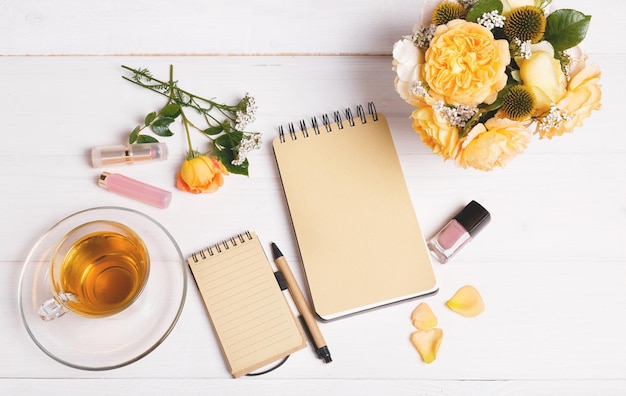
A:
98;172;172;209
427;200;490;264
91;143;168;168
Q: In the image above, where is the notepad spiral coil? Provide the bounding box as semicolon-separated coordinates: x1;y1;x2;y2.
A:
278;102;378;143
189;230;253;262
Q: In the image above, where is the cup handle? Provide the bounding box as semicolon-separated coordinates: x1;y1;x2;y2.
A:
38;292;76;321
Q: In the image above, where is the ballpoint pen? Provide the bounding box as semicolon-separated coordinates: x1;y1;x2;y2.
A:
271;242;332;363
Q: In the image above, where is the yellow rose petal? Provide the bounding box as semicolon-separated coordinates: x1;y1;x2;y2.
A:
446;285;485;317
411;302;438;330
410;328;443;364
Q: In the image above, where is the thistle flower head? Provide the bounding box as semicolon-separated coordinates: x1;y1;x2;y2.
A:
504;6;546;44
432;1;467;25
501;85;536;121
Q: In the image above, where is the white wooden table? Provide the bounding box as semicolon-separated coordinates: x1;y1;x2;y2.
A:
2;1;624;394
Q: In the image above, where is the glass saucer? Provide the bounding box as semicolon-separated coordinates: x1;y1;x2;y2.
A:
18;206;187;370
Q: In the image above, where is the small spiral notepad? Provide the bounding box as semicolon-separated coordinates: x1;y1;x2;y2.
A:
273;103;438;320
187;231;306;378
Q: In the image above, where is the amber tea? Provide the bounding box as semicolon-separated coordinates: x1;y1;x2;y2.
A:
51;224;149;318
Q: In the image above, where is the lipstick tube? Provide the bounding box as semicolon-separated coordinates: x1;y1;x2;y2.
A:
91;143;168;168
98;172;172;209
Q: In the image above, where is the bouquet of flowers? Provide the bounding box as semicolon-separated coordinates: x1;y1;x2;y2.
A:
392;0;601;171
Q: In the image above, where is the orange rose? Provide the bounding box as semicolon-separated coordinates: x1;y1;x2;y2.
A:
423;20;509;107
176;155;229;194
456;118;532;171
411;107;459;160
538;64;602;139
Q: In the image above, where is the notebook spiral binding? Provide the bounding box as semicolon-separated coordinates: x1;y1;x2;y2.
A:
190;230;253;263
278;102;378;143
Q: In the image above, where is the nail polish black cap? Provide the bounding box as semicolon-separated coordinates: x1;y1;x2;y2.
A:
453;200;491;236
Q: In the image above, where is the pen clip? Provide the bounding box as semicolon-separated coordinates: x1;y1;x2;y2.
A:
274;271;288;291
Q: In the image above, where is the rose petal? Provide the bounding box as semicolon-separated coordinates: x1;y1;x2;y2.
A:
411;302;438;330
410;328;443;364
446;285;485;317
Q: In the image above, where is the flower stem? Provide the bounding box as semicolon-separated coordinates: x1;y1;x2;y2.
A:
166;66;196;159
181;112;196;159
122;65;233;118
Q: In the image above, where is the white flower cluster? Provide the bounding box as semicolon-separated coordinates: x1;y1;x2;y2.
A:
412;25;436;49
410;81;429;97
232;134;262;166
478;10;505;30
235;94;257;130
538;104;573;132
513;38;532;60
433;101;478;128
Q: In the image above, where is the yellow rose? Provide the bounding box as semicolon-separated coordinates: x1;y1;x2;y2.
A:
456;118;532;171
538;64;602;139
176;155;229;194
518;42;567;114
411;107;459;160
423;20;509;107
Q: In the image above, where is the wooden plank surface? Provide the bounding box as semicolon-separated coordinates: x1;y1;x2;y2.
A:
1;0;624;394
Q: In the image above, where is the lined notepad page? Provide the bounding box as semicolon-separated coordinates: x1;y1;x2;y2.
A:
187;231;306;378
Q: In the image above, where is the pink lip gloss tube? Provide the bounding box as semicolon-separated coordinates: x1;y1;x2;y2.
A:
427;200;490;264
98;172;172;209
91;143;168;168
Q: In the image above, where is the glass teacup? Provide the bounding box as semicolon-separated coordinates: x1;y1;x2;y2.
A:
39;220;150;321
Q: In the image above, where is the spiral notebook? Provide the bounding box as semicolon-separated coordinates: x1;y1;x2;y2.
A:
187;231;306;378
273;103;438;320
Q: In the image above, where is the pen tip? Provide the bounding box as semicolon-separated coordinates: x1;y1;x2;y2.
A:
270;242;283;259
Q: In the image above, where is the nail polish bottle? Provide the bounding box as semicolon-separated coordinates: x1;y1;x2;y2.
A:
98;172;172;209
427;200;491;264
91;143;168;168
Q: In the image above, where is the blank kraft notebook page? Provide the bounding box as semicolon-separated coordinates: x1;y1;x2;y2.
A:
273;104;438;320
187;231;306;378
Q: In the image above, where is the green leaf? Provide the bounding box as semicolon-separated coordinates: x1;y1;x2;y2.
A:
214;134;235;151
203;125;224;136
212;132;248;174
161;103;181;118
136;134;159;143
216;149;249;176
226;160;249;176
144;111;157;126
129;125;141;143
466;0;503;23
151;116;175;136
544;9;591;51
